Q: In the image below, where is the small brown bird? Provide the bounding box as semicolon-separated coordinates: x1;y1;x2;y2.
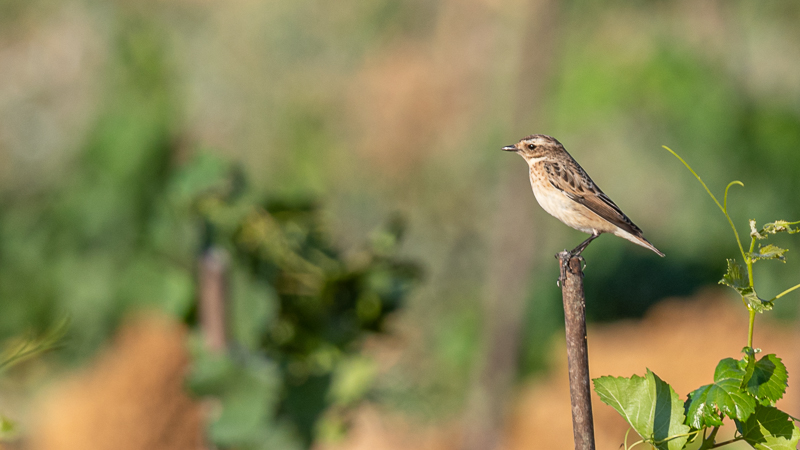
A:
502;134;664;257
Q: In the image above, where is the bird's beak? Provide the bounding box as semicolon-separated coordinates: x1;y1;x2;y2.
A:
501;145;517;152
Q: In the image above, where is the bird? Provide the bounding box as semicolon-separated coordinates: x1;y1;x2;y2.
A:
502;134;664;258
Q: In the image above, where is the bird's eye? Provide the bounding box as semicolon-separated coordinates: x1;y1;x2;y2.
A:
528;144;535;150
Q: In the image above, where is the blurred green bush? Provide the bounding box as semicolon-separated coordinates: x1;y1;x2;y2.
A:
185;156;422;448
0;12;423;448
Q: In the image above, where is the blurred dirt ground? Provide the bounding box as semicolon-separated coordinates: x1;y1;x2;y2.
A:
23;289;799;450
27;314;204;450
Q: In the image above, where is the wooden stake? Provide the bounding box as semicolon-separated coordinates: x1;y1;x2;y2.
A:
557;251;596;450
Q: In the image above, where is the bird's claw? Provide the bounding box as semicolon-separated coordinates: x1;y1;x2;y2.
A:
562;253;586;273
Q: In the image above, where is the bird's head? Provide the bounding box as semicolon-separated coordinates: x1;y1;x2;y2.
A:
501;134;563;163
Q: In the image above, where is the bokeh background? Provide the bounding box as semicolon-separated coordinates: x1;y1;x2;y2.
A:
1;0;800;449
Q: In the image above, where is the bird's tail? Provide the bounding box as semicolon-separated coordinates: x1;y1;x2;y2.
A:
614;229;665;257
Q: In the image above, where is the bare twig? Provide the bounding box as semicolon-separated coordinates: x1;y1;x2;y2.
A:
557;250;596;450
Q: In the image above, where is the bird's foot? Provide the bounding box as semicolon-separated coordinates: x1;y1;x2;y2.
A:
556;249;571;269
563;252;586;272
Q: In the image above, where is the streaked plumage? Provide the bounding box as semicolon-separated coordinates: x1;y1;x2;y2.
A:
502;134;664;257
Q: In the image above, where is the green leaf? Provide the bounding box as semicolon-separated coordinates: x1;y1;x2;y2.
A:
741;347;757;390
751;220;766;240
594;369;690;450
743;291;774;313
685;358;756;428
760;220;800;236
718;260;773;312
187;337;300;449
736;405;800;450
720;259;749;291
748;244;788;263
742;354;787;405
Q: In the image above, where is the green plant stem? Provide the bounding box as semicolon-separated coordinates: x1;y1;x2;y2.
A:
771;282;800;301
0;317;69;372
663;147;746;260
747;237;756;288
745;237;756;348
725;181;747;262
655;430;702;445
626;439;645;450
698;426;720;450
711;437;743;448
650;430;704;450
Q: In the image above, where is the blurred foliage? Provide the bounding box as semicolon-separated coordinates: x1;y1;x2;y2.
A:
184;155;422;448
0;318;69;441
0;317;69;374
1;0;800;444
0;9;422;447
0;12;186;355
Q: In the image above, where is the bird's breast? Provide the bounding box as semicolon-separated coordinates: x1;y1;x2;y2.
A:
529;169;613;235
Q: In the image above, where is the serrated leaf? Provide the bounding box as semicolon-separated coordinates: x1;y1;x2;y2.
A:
742;354;788;405
650;371;691;450
594;369;690;450
760;220;800;236
686;358;756;428
720;259;749;290
718;261;773;311
751;220;766;240
684;385;724;428
748;244;789;263
594;374;649;433
743;290;774;313
736;405;800;450
741;347;757;389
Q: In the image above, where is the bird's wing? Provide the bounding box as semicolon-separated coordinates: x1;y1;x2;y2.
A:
543;160;643;236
